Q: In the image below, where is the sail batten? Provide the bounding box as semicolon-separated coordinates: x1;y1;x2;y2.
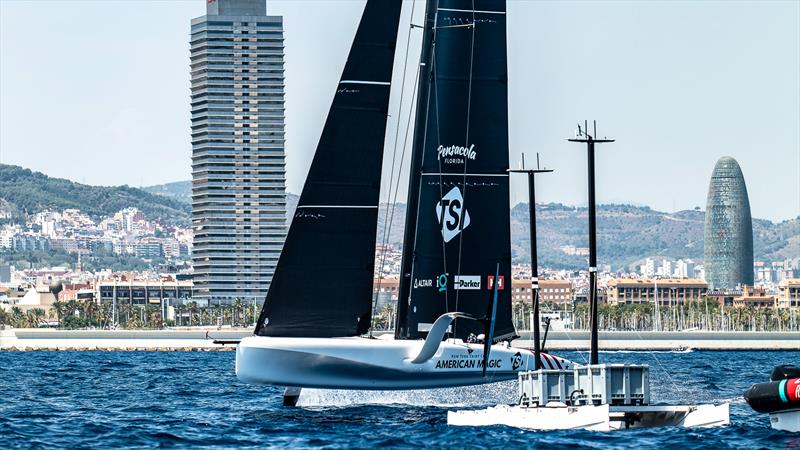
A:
255;0;402;338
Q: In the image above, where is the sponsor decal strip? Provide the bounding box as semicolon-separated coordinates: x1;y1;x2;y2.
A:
438;7;506;15
422;173;509;177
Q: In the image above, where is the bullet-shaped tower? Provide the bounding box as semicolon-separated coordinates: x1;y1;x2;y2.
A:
704;156;754;290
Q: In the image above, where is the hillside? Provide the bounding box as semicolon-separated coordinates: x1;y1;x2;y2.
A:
87;176;800;268
369;202;798;270
142;181;192;204
0;165;190;225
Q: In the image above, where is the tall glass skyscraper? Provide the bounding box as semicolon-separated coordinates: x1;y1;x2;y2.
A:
190;0;286;305
704;156;754;291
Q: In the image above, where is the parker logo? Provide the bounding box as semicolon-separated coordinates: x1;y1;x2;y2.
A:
435;186;470;243
454;275;481;290
487;275;505;291
437;144;477;164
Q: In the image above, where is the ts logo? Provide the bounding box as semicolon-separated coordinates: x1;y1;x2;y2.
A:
510;352;523;371
435;187;471;243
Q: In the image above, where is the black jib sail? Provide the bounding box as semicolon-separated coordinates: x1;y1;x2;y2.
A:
255;0;402;337
397;0;515;341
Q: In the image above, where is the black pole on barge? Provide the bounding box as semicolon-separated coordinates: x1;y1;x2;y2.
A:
509;154;552;369
568;121;614;365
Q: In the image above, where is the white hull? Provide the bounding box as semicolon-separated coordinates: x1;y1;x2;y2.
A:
448;403;730;431
771;409;800;432
236;335;568;390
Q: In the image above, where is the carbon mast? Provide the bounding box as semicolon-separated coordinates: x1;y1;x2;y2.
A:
395;0;439;339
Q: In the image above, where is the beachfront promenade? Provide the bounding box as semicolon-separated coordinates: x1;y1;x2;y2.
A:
1;328;798;351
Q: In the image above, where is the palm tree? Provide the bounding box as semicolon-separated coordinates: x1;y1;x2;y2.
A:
10;307;24;328
51;300;66;324
28;308;46;327
233;298;243;327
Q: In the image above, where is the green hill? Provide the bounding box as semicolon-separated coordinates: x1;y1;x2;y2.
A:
369;201;798;270
60;173;798;269
142;180;192;204
0;165;190;225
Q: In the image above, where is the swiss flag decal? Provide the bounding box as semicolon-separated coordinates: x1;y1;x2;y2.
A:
488;275;505;290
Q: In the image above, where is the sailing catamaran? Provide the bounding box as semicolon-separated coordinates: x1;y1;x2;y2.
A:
236;0;571;403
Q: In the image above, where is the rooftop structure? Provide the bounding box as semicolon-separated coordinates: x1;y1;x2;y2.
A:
704;156;754;290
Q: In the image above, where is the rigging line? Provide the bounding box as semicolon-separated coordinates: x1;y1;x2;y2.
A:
432;33;450;317
453;0;477;340
371;0;418;336
381;64;422;300
406;6;439;334
630;327;683;395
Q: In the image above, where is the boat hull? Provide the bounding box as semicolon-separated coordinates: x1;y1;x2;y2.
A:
236;336;568;390
770;409;800;432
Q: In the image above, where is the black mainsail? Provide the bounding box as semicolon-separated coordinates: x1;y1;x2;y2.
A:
397;0;515;341
255;0;402;337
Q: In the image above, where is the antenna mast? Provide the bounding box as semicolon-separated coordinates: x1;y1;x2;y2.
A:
509;153;553;370
568;120;614;365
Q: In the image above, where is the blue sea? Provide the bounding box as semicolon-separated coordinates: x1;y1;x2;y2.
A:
1;349;798;449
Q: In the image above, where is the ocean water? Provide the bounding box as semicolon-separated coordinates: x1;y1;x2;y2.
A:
1;349;798;449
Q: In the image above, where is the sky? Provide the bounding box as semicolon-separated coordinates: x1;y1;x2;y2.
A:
1;0;798;222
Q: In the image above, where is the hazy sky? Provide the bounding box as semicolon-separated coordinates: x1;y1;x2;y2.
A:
1;0;798;222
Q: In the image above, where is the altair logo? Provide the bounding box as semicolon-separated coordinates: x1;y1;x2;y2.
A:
435;186;470;243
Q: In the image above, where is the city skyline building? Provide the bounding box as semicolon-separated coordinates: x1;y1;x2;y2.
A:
190;0;287;305
704;156;754;290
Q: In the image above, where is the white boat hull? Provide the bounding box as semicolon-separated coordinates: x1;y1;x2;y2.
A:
236;335;569;390
770;409;800;432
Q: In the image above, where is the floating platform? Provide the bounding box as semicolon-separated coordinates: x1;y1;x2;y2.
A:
448;364;729;431
448;402;730;431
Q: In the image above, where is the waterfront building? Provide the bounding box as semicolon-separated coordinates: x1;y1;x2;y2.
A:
0;286;56;317
190;0;287;305
97;279;194;307
606;278;707;305
372;276;400;311
778;278;800;308
731;286;777;308
703;156;754;290
511;279;574;306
